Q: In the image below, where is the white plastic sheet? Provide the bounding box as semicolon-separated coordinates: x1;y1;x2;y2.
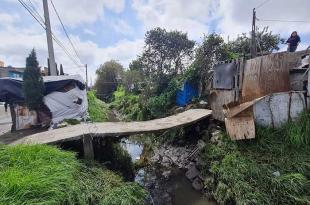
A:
43;86;88;124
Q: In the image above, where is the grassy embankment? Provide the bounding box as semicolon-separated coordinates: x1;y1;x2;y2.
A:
201;112;310;205
87;91;110;122
0;144;146;205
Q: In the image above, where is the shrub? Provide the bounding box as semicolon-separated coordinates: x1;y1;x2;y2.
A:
111;86;149;121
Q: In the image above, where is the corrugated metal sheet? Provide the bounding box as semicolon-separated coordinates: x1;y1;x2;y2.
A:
213;62;237;89
241;52;291;102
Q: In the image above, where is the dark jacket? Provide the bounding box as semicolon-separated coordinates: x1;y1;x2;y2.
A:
287;35;301;47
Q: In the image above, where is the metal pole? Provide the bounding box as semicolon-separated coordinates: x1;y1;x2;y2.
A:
43;0;57;76
251;8;257;58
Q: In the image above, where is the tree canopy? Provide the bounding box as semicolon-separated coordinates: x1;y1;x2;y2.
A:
22;48;45;110
133;27;195;94
94;60;124;101
227;27;282;57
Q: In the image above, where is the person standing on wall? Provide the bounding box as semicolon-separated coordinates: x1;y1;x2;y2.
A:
287;31;301;52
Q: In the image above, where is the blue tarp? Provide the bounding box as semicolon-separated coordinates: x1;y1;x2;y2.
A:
176;82;198;106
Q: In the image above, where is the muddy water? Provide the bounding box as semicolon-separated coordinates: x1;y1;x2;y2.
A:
121;138;216;205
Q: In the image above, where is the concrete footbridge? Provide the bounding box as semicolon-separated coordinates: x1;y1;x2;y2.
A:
12;109;212;158
14;109;211;145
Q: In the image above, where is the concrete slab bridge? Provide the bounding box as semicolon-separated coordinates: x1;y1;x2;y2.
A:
12;109;212;159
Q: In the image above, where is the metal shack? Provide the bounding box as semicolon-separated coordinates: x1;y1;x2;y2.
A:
209;50;310;140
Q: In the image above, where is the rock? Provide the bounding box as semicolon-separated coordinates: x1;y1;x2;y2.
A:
162;170;171;179
197;140;206;150
151;153;160;163
58;122;68;128
272;171;280;177
186;164;200;181
199;100;208;105
161;156;172;167
171;156;178;164
175;107;185;113
192;177;204;191
210;130;221;143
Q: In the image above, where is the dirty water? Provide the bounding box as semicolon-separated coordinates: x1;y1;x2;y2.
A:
121;138;216;205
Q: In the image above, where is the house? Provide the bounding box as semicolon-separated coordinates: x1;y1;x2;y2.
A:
209;50;310;140
0;66;25;78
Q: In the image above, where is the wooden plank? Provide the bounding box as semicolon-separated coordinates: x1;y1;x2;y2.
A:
242;52;291;102
12;109;212;145
225;113;255;140
209;90;236;121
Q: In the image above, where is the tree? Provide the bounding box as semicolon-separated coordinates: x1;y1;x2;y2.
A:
94;60;124;101
186;34;231;96
22;49;45;110
135;27;195;94
123;69;143;93
227;27;282;57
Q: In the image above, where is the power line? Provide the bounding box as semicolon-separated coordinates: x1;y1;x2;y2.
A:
257;18;310;23
49;0;83;64
18;0;83;67
255;0;272;9
27;0;45;23
18;0;46;29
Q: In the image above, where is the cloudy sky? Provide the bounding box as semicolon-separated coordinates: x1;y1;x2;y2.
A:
0;0;310;83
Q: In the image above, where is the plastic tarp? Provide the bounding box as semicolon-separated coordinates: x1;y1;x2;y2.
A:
0;74;88;125
0;75;85;103
43;86;88;124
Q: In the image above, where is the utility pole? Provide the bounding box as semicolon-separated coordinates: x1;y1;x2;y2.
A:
43;0;57;76
85;64;88;89
251;8;257;58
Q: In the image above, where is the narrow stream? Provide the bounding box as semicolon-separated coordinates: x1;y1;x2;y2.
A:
121;138;216;205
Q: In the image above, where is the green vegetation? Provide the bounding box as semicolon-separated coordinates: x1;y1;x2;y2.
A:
0;144;146;205
64;118;81;125
97;139;135;181
110;79;181;121
93;27;282;120
94;60;124;101
201;113;310;205
282;111;310;146
111;86;147;121
87;90;109;122
22;48;45;110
